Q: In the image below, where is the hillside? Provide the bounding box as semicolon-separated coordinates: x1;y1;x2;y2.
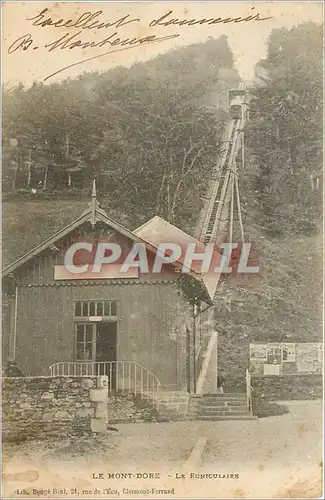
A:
217;164;323;386
2;35;239;232
2;35;239;265
217;22;323;384
2;24;323;385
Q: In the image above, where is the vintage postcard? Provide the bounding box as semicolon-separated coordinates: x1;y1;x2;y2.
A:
1;1;324;499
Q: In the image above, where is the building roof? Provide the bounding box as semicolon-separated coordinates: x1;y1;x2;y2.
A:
3;200;217;303
134;216;221;300
2;204;141;276
134;215;200;250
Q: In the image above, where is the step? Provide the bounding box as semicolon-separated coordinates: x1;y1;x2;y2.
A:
199;410;252;417
203;393;246;397
201;398;246;403
156;391;190;396
199;398;246;406
199;406;249;413
199;405;250;412
200;399;246;405
201;398;246;404
200;406;247;412
198;415;257;421
226;400;248;406
156;398;189;404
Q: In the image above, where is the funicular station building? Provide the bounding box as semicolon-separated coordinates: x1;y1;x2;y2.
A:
2;187;219;401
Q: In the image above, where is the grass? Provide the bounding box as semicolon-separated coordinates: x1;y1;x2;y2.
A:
252;398;290;418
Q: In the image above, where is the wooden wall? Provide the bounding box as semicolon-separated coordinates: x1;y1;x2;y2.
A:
2;291;12;364
4;222;197;389
13;281;192;390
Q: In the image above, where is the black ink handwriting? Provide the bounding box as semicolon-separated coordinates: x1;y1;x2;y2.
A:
8;34;34;53
26;8;140;31
44;30;179;52
43;32;180;81
149;7;273;27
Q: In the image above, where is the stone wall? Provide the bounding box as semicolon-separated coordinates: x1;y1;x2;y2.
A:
154;392;190;420
2;376;97;442
2;376;187;443
106;391;160;423
106;391;190;422
251;374;323;401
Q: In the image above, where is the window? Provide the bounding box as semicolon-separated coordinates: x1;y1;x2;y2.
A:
89;302;95;316
75;301;82;317
82;302;89;317
76;323;94;360
74;300;117;318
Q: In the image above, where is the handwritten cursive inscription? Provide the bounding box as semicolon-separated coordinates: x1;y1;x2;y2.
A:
149;7;273;26
44;32;180;81
43;31;179;52
26;8;140;31
8;6;274;81
8;34;35;54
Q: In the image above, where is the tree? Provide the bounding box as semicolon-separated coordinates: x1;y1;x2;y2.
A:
247;23;323;234
2;35;239;229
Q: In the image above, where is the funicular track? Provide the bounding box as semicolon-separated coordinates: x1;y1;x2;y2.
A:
195;83;248;245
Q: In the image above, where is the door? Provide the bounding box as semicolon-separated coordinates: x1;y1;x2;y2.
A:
96;322;117;387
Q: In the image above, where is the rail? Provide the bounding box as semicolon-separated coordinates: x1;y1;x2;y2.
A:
246;368;252;412
196;331;218;395
195;306;214;382
49;361;161;404
196;83;248;246
202;119;242;244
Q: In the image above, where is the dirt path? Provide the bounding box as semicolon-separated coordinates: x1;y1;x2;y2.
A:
2;400;323;498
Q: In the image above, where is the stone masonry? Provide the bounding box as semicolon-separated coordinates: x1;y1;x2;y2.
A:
2;376;97;442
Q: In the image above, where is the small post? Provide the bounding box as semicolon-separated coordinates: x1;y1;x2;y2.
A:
193;304;197;394
91;179;97;227
241;102;245;169
90;375;108;434
27;149;32;188
229;167;235;243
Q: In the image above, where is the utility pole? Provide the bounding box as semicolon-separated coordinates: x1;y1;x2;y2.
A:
27;149;32;188
10;138;19;191
241;102;245;170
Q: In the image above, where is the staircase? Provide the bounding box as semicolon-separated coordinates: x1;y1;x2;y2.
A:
187;393;256;421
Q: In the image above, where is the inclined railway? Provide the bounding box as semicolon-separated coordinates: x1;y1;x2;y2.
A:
195;82;249;245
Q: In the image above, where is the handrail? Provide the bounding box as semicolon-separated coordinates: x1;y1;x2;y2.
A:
195;313;202;360
49;360;161;406
246;368;252;412
196;331;218;395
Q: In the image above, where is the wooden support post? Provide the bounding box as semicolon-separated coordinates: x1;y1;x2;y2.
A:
186;326;191;393
229;167;235;243
234;165;245;244
27;149;32;187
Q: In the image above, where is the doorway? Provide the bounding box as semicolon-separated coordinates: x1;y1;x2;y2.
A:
96;321;117;386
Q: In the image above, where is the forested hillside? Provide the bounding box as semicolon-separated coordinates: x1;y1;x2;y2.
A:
217;22;323;384
2;23;323;380
2;35;239;232
247;22;323;235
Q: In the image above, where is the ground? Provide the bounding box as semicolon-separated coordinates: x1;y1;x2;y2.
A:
2;400;323;499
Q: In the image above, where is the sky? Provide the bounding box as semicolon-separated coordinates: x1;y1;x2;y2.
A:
2;1;324;87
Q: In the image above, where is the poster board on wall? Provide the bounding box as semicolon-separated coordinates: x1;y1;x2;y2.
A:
296;343;321;373
264;364;281;376
250;344;267;361
282;343;296;362
266;344;282;365
250;342;323;376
